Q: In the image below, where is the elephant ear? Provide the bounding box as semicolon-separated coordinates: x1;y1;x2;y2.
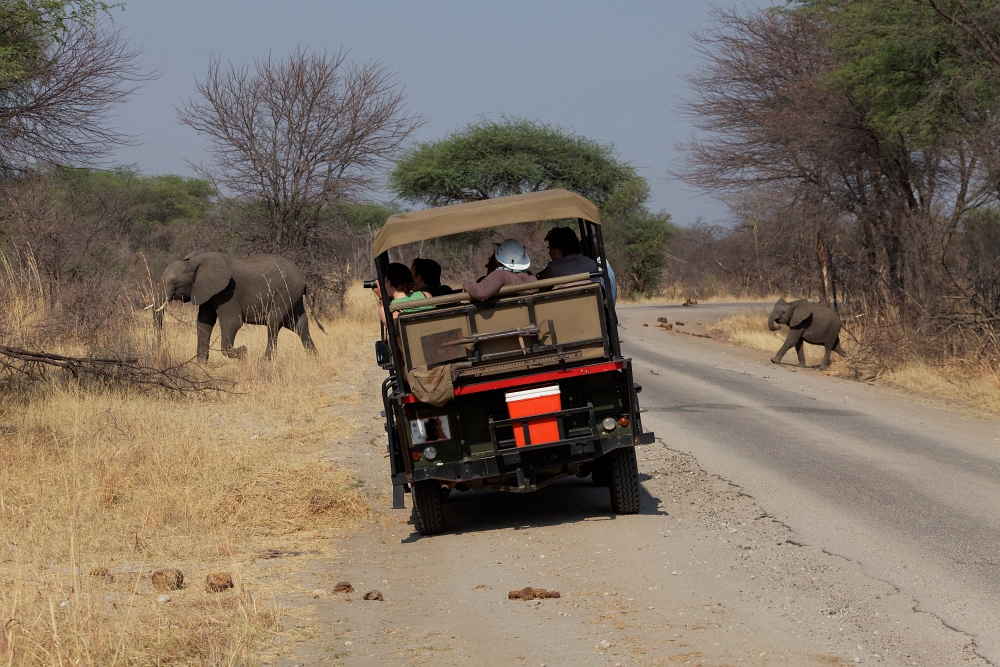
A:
183;250;209;261
789;300;812;328
190;253;232;305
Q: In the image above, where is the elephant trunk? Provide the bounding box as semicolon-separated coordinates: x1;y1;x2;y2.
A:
768;312;781;331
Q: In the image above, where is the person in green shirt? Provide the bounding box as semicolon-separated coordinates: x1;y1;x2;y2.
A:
372;263;432;324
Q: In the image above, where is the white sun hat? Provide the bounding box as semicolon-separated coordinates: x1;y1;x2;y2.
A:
492;239;531;272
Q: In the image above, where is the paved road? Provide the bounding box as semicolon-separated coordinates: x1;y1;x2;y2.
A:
281;300;994;666
619;302;1000;664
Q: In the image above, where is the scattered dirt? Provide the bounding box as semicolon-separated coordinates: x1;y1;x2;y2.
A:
205;572;234;592
151;568;184;590
508;587;561;601
333;581;354;593
362;590;384;601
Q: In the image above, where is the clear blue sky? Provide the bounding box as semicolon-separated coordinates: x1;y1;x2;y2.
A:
112;1;772;226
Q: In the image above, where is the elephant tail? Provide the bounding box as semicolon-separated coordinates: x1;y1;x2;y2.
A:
834;335;845;356
303;284;328;333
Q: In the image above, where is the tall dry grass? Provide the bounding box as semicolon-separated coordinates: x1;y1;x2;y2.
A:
0;262;380;665
712;307;1000;415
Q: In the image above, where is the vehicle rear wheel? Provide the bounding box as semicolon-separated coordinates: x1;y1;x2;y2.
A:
411;480;447;535
607;447;640;514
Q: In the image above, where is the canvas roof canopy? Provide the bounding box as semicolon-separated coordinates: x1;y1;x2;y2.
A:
371;189;600;256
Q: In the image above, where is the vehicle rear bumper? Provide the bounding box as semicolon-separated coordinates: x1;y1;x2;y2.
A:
409;431;653;487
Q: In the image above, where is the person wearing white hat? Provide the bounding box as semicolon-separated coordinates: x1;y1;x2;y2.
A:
463;238;537;300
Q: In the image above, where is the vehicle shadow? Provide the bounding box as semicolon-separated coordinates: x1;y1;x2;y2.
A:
402;477;666;541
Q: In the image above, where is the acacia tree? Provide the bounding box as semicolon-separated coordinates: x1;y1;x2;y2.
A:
390;118;637;207
178;48;424;249
0;1;149;171
391;118;674;294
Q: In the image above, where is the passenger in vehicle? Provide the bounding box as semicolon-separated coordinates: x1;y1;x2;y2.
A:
463;239;537;300
411;257;455;296
537;226;598;280
475;253;500;283
372;262;432;324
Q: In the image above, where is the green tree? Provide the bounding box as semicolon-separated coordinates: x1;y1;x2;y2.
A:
391;118;675;294
796;0;990;145
390;118;638;206
602;178;675;294
0;1;117;83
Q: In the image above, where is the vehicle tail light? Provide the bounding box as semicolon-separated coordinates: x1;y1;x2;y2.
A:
411;450;422;461
618;416;630;427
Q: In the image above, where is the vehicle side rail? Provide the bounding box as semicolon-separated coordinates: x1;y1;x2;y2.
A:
400;360;624;404
388;272;595;311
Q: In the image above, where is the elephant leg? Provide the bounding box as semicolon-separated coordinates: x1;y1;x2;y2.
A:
264;319;282;359
771;331;800;364
833;336;846;356
196;305;217;362
795;339;806;367
289;301;317;353
820;344;833;370
219;316;245;360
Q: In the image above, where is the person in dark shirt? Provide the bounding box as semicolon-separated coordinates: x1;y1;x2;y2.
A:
537;226;598;279
411;257;455;297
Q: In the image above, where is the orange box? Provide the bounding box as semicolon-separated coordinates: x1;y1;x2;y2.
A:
505;385;561;447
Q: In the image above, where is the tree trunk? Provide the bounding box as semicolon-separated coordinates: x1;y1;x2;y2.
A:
816;233;831;305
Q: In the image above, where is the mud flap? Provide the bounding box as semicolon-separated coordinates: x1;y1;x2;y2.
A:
392;484;406;509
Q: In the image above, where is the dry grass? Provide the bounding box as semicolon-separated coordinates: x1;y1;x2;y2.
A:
0;279;380;665
712;308;1000;415
620;287;779;306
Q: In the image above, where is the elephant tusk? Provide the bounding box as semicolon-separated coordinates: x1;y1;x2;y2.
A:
154;303;167;313
143;303;154;310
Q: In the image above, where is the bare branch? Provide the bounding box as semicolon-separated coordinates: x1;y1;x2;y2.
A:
178;47;426;249
0;21;154;171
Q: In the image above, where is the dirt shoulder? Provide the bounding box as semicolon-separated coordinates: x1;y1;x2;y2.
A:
271;305;987;667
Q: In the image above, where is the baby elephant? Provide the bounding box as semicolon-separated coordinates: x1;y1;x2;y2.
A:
160;251;316;361
767;298;844;370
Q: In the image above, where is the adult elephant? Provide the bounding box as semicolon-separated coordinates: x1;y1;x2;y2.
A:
160;251;317;361
768;297;844;370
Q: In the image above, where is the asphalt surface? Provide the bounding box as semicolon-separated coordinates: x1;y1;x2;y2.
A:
619;302;1000;665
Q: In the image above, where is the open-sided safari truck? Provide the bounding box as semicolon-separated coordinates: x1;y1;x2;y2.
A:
372;189;654;535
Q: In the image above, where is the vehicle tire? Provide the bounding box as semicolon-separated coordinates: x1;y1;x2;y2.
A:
411;480;447;535
607;447;640;515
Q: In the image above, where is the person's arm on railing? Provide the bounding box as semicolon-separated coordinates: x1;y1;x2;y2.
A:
463;271;507;300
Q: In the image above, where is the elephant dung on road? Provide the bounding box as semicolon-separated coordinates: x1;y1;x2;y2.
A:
160;251;317;361
768;297;844;370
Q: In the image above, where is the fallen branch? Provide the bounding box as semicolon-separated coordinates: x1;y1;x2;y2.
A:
0;345;232;393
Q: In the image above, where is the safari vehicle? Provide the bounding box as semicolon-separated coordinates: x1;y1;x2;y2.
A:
372;189;654;535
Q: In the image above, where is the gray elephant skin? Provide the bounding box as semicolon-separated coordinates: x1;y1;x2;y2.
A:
767;297;844;370
161;251;317;361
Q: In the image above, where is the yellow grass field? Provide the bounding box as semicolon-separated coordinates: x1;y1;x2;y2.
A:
712;308;1000;415
0;280;380;665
